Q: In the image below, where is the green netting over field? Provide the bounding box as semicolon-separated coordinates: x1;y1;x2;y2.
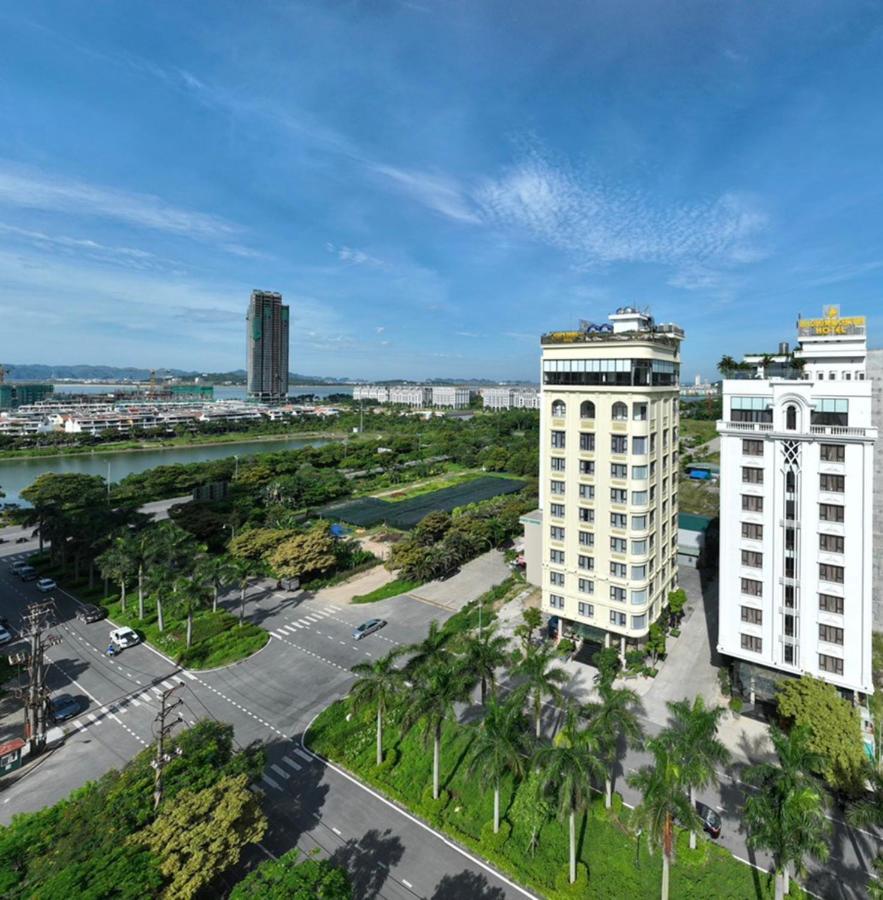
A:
321;476;525;529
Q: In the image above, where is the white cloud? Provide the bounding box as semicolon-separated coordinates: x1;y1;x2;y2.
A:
325;241;389;269
369;163;481;224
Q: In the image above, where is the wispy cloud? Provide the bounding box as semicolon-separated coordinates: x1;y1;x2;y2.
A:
369;163;481;224
325;241;389;269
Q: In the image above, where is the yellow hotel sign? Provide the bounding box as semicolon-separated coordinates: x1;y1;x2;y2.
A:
798;305;865;336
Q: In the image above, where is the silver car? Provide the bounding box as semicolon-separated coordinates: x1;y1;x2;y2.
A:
352;619;386;640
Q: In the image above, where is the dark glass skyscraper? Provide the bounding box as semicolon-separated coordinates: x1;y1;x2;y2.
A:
246;290;290;402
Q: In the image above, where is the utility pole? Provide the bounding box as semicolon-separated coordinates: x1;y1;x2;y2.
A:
10;600;61;753
152;685;184;810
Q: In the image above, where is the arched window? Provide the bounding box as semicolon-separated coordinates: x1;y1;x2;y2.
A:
551;399;566;417
786;470;796;492
612;402;628;421
580;400;595;419
786;405;797;431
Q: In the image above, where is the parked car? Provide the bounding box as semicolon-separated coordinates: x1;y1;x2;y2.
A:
77;604;107;624
109;627;140;649
695;801;722;839
50;694;84;722
547;615;560;639
0;626;12;645
36;578;56;593
10;560;29;573
18;566;38;581
15;536;28;544
352;618;386;640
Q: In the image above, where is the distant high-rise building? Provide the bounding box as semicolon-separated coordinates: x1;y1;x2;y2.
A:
246;291;290;402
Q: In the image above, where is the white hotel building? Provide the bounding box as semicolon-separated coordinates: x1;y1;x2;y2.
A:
539;308;683;653
717;307;877;699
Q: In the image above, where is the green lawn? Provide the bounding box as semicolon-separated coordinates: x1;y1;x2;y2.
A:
308;701;790;900
351;578;420;604
677;478;720;517
679;420;718;446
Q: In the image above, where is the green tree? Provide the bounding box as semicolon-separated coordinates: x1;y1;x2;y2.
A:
535;707;605;884
509;768;554;857
96;537;135;613
413;510;452;544
660;696;729;849
456;624;510;705
512;643;569;738
230;848;352;899
776;676;865;794
399;619;453;674
349;650;405;766
144;523;196;632
646;622;667;666
196;555;238;613
514;607;543;651
744;726;831;900
228;527;293;562
583;681;643;808
628;737;700;900
132;773;267;900
173;576;212;648
717;354;737;376
468;697;532;834
267;521;338;582
403;660;473;800
229;557;260;626
592;646;622;686
118;529;157;620
667;588;687;625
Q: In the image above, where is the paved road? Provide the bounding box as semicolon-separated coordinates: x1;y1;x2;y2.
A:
0;539;530;900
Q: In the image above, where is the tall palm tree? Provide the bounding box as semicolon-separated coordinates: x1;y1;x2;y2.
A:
121;529;157;620
172;575;212;648
717;354;737;376
196;555;238;613
661;696;730;849
628;737;700;900
144;523;195;632
349;650;406;767
402;659;473;800
535;706;605;884
582;681;644;809
399;619;454;674
96;538;134;613
229;557;259;626
456;624;510;705
468;697;532;834
744;726;831;900
512;643;569;739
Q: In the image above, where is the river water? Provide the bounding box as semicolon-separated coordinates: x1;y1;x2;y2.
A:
0;436;328;506
51;384;354;400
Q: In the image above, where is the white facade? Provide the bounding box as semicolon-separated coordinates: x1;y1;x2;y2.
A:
539;308;683;650
353;385;390;403
716;307;877;696
480;386;541;410
431;386;470;408
388;385;431;407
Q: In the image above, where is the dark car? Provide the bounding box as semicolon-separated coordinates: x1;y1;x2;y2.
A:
77;604;107;624
15;536;28;544
18;566;38;581
547;615;560;639
50;694;84;722
352;618;386;640
695;801;722;839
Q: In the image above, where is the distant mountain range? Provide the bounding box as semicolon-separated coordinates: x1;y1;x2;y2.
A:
1;364;353;385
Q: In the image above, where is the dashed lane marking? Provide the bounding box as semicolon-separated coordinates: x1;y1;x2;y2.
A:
403;879;413;889
332;826;342;836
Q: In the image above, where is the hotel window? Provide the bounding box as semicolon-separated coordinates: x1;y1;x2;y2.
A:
578;601;594;617
610;587;627;603
740;634;763;653
579;508;594;523
632;465;648;480
578;578;594;594
549;594;565;610
550;570;565;586
611;513;627;528
550;479;565;494
785;405;798;431
812;398;849;427
612;401;628;421
819;503;844;522
741;522;763;540
741;578;762;597
784;584;794;607
611;463;628;479
631;564;647;580
580;400;595;419
820;473;844;493
741;550;763;568
550;549;565;564
785;528;795;551
743;439;764;457
579;459;595;475
551;399;566;417
578;531;594;547
741;606;763;625
550;526;565;540
632;539;648;554
819;624;844;645
742;467;764;484
742;495;764;512
819;563;844;584
818;654;844;675
784;557;795;578
611;435;627;454
631;588;647;605
632;514;647;530
731;396;772;423
551;430;566;449
611;488;628;504
632;490;648;505
578;554;594;571
610;611;627;626
550;503;565;518
819;533;844;553
610;537;627;553
819;593;844;614
579;484;595;500
820;443;845;462
784;645;795;664
610;562;627;578
580;432;596;451
631;614;647;630
551;457;566;471
632;436;648;455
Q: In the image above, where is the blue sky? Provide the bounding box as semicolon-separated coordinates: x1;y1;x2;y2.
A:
1;1;882;381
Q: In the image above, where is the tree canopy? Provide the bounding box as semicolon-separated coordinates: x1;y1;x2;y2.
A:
231;849;352;899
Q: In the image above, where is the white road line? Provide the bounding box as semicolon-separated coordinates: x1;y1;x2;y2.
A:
182;670;197;680
326;635;334;640
332;826;342;836
160;680;175;690
338;640;347;645
139;693;153;704
86;712;98;724
294;747;313;763
289;622;304;629
261;774;282;791
151;687;163;697
295;619;311;626
270;763;290;780
72;718;85;731
130;698;141;707
303;616;319;623
282;756;302;771
270;631;285;639
402;879;413;889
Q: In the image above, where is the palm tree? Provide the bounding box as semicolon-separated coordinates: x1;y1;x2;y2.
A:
661;696;730;849
229;557;259;626
628;737;700;900
535;706;605;884
121;529;157;620
468;697;532;834
717;354;737;376
512;643;569;739
96;538;133;613
583;681;644;809
173;575;212;648
744;726;831;899
399;619;454;674
144;523;195;632
402;659;473;800
196;555;238;613
456;624;510;705
349;650;406;766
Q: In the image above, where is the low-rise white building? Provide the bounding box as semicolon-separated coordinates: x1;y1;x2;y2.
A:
353;385;390;403
388;385;431;407
480;386;540;410
431;386;470;408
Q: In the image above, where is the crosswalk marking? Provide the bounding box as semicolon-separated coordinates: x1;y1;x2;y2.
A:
294;747;313;763
270;763;290;780
160;680;175;690
303;615;319;623
261;773;281;791
289;622;304;629
87;712;98;724
130;698;141;707
72;718;85;731
282;756;302;771
270;631;285;639
151;687;163;697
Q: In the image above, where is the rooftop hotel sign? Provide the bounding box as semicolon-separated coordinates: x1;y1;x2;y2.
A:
798;306;866;337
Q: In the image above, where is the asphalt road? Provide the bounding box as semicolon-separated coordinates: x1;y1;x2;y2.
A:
0;537;531;900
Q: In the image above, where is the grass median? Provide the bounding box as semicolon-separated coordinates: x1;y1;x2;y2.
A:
351;578;420;604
